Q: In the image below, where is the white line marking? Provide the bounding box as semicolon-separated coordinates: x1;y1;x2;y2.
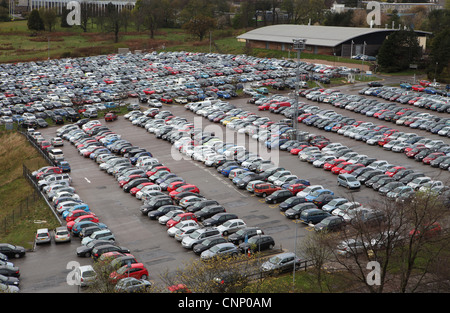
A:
84;177;91;184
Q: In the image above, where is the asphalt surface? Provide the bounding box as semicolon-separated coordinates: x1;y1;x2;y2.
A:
12;78;449;293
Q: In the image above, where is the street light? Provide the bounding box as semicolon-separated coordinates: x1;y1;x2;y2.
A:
292;38;306;142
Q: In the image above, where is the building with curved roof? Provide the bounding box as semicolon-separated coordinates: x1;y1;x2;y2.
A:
237;24;430;57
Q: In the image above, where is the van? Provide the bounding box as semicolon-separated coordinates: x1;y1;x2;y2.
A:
337;174;361;189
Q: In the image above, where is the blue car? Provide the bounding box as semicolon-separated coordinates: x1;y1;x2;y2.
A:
62;204;90;220
130;151;153;164
72;221;107;237
305;189;334;202
56;160;71;173
221;165;240;176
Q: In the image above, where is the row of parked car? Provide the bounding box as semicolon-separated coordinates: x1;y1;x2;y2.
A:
0;243;26;293
54;121;157;291
361;82;450;113
181;98;404;232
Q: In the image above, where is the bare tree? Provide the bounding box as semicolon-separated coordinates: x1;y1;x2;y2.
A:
324;190;449;293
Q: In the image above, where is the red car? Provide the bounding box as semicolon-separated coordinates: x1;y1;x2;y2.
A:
35;166;62;180
40;140;52;150
119;174;143;188
409;222;441;239
411;85;425;92
323;159;346;171
422;152;445;165
65;210;96;223
166;212;198;229
287;184;307;195
290;145;309;155
339;163;364;175
253;183;281;197
129;182;155;196
66;215;99;231
105;112;118;122
167;181;187;192
385;166;406;177
258;103;270;111
169;184;200;198
146;166;171;177
405;146;427;158
331;162;352;174
109;263;149;284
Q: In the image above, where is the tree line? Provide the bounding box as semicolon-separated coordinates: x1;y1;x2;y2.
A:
23;0;450;81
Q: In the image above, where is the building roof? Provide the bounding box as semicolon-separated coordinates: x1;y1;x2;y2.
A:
237;24;430;47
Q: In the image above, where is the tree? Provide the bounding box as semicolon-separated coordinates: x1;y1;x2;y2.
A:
39;8;58;32
27;9;45;33
428;29;450;83
104;2;125;43
377;30;422;73
180;0;216;41
323;190;450;293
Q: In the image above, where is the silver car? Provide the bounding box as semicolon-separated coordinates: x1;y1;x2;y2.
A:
260;252;302;273
200;243;239;261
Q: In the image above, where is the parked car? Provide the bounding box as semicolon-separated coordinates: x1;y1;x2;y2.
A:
202;213;239;227
200;243;239;261
0;244;26;259
109;263;149;283
35;228;51;245
74;265;96;287
314;216;346;232
238;234;275;253
114;277;152;293
260;252;302;274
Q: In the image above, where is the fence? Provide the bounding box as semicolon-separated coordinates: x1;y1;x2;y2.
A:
0;188;41;234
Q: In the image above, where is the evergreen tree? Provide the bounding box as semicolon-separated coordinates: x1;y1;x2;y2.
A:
377;30;422;73
27;9;45;33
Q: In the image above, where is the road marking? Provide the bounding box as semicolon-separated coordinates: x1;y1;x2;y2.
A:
84;177;91;184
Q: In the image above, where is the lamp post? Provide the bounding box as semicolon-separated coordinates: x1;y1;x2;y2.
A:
292;38;306;142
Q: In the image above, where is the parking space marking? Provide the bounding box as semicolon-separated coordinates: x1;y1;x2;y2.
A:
84;177;91;184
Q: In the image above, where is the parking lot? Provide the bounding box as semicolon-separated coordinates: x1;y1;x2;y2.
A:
2;52;449;293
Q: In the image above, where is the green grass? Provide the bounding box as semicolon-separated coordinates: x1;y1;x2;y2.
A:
0;131;60;249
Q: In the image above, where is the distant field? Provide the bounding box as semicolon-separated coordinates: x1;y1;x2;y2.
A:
0;19;374;68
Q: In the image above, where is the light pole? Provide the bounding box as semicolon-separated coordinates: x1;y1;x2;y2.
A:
292;38;306;142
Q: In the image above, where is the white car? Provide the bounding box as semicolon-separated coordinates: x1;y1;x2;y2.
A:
297;185;323;199
217;219;247;236
167;220;199;237
75;265;96;287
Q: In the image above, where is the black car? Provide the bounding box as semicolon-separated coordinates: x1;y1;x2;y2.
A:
238;235;275;253
0;265;20;278
0;273;19;287
0;244;26;259
185;200;219;213
279;196;306;211
314;216;346;233
228;227;264;245
52;115;64;125
284;203;318;219
91;244;130;260
76;239;115;258
203;213;239;227
36;118;48;128
312;194;335;208
140;196;173;215
123;178;151;193
192;236;228;255
264;189;293;204
365;174;388;188
194;205;227;221
148;205;182;220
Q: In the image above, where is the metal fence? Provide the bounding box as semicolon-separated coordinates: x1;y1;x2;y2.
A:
0;187;41;234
